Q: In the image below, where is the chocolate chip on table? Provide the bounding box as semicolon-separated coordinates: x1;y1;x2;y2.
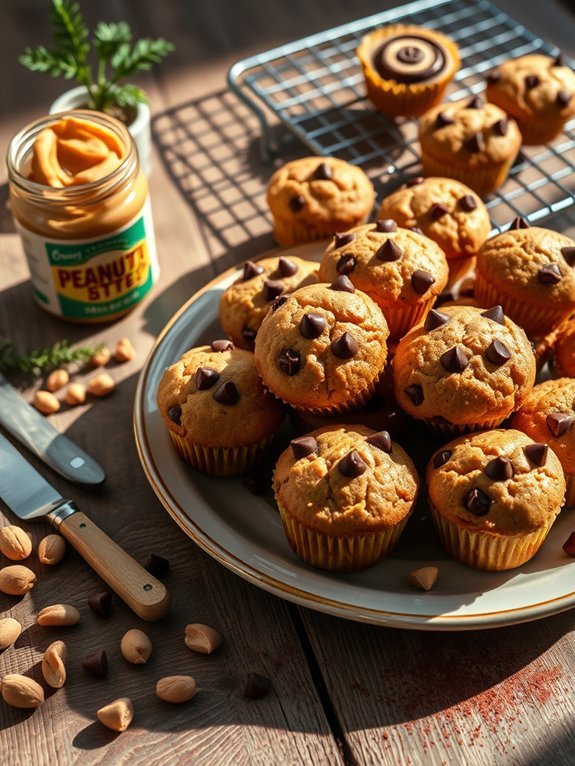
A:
553;51;565;66
288;194;305;212
82;649;108;679
538;263;563;285
242;327;257;347
277;256;298;277
465;488;492;515
561;246;575;265
434;111;454;129
480;305;505;324
331;332;359;359
406;177;425;187
366;430;392;453
263;279;285;302
334;232;355;249
524;442;548;466
459;194;477;212
242;261;264;281
271;295;289;311
337;254;356;275
405;384;424;405
524;74;539;90
338;450;368;477
88;591;113;618
508;216;529;230
213;380;240;405
300;313;326;339
465;133;483;153
485;340;511;366
144;553;170;577
374;219;398;232
433;449;451;468
440;346;469;373
424;309;449;331
196;366;220;390
467;95;484;109
244;672;272;699
430;202;449;220
411;270;435;295
376;239;402;262
558;90;574;107
211;339;234;352
492;118;509;137
291;436;318;459
278;348;301;375
485;456;514;481
330;275;355;293
486;70;501;84
313;162;333;180
546;412;574;437
168;404;182;425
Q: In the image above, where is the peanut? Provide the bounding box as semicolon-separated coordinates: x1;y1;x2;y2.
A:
0;617;22;650
88;373;115;397
37;604;81;626
0;525;32;560
156;675;197;704
1;674;44;709
42;640;67;688
0;565;36;595
89;347;111;368
65;382;87;406
408;566;439;592
33;390;60;415
120;628;152;664
37;535;66;565
184;623;221;655
46;369;69;392
97;697;134;732
114;337;136;363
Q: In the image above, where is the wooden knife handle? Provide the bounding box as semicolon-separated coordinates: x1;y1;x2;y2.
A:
51;504;170;622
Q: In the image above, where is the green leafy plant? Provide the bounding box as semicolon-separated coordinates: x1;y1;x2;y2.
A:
0;339;100;378
19;0;174;115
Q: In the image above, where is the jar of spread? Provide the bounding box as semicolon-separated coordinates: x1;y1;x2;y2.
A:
7;110;159;322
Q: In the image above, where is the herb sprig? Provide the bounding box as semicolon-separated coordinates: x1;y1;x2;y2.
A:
0;340;99;378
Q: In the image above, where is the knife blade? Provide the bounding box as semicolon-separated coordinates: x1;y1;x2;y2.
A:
0;433;170;621
0;373;105;486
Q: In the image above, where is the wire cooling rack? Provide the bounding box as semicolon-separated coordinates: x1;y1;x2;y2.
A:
227;0;575;231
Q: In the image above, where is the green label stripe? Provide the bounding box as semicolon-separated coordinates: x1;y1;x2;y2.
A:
57;267;154;319
33;287;49;304
46;216;146;266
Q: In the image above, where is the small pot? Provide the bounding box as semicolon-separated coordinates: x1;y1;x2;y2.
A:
49;86;151;175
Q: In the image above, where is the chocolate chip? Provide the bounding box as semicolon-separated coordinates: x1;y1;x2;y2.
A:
485;456;514;481
561;246;575;265
553;51;565;67
465;488;492;515
242;260;265;281
337;254;356;274
525;74;539;90
338;450;368;477
508;216;529;230
435;291;454;306
424;308;449;331
410;226;425;235
487;70;501;84
211;339;234;352
433;449;451;468
168;404;182;425
411;270;435;295
196;366;219;390
244;672;272;699
465;133;483;153
263;279;284;302
271;295;288;311
144;553;170;577
538;263;563;285
405;384;423;405
82;650;108;679
278;348;300;375
277;256;298;277
440;346;469;373
366;430;392;453
300;312;326;339
213;380;240;405
330;275;355;293
481;305;505;324
430;202;450;220
313;162;333;180
406;177;425;187
88;591;112;618
331;332;359;359
374;218;397;232
243;470;268;495
467;95;484;109
435;111;455;129
242;327;257;347
291;435;318;459
334;232;355;248
546;412;574;437
524;443;548;466
557;90;573;107
289;194;305;212
376;239;402;262
485;340;511;366
492;118;508;136
459;194;477;212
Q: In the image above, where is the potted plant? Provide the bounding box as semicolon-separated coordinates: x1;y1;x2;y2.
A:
18;0;174;174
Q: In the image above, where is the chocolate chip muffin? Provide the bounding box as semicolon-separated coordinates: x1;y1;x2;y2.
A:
266;157;375;247
393;304;536;433
219;255;318;349
318;222;448;340
553;319;575;377
157;341;285;476
486;53;575;145
511;378;575;507
357;24;460;116
274;424;419;571
254;280;389;414
377;177;491;286
418;96;522;194
475;223;575;337
427;429;565;570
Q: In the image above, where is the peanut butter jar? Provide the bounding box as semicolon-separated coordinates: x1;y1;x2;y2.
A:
7;110;159;322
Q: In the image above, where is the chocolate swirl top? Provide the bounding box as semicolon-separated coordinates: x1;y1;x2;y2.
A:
374;34;447;83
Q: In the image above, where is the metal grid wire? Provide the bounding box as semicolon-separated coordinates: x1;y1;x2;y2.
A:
227;0;575;231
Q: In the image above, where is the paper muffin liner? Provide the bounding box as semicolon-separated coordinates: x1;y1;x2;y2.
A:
515;119;566;146
430;502;555;571
276;497;410;572
380;296;436;341
420;153;515;196
285;376;379;416
272;212;370;248
168;430;277;478
419;415;505;436
564;474;575;509
445;255;476;289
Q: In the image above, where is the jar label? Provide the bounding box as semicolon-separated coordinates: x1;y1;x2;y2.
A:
15;198;159;320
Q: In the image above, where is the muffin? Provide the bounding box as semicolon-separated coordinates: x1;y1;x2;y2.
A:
266;157;375;247
157;341;285;476
419;96;522;194
553;319;575;377
274;424;419;571
393;304;536;434
318;222;448;340
254;281;389;414
219;255;318;349
486;53;575;145
427;429;565;571
356;25;460;117
511;378;575;507
377;177;491;286
475;224;575;337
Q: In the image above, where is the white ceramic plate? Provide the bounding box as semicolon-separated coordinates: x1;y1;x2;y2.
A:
134;243;575;630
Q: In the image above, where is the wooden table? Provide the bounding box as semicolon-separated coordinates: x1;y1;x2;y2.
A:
2;1;575;763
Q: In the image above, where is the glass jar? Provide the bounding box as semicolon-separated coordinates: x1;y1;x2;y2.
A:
7;110;159;322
